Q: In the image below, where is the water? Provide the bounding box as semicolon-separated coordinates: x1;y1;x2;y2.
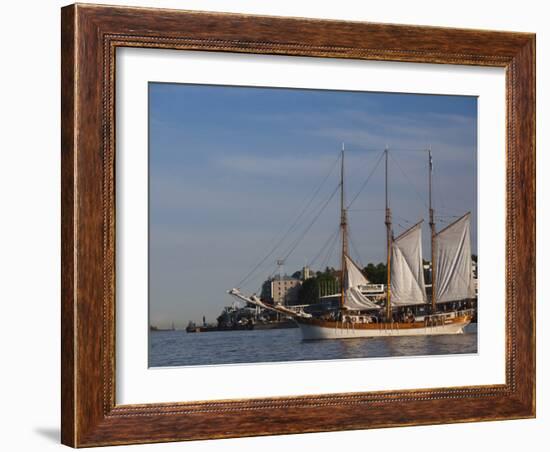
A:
149;323;477;367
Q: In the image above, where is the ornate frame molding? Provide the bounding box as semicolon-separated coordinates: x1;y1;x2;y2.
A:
61;4;535;447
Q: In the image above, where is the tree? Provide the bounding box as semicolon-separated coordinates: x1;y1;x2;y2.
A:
295;267;338;305
260;279;272;302
363;262;387;284
296;278;318;305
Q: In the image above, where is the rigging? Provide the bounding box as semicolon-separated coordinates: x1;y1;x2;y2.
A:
236;151;341;289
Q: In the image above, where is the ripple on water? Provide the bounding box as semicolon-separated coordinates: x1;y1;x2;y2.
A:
149;323;478;367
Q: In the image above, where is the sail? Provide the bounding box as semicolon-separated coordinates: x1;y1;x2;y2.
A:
390;222;428;306
343;254;380;310
434;213;476;303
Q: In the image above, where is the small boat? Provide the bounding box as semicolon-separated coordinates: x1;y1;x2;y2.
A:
229;146;476;340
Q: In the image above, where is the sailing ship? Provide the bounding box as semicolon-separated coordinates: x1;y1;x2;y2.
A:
229;147;476;340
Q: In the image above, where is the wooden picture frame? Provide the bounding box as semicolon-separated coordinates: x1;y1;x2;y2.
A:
61;3;535;447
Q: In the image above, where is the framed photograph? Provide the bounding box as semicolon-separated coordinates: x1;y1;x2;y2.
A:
61;3;535;447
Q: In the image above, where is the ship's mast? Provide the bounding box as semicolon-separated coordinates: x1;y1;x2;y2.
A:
385;148;392;321
428;148;437;313
340;144;348;310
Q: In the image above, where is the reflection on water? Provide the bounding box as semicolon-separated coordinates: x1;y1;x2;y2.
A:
149;323;477;367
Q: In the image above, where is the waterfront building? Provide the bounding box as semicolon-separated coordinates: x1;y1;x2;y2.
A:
271;276;302;305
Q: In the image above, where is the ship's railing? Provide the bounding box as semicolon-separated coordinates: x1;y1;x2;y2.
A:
423;309;475;326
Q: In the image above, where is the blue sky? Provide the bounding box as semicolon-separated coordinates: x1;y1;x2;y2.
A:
149;83;477;327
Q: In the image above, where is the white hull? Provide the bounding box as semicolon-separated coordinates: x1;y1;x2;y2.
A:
297;319;469;340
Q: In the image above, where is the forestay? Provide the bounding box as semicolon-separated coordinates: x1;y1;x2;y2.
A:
390;221;428;306
434;213;476;303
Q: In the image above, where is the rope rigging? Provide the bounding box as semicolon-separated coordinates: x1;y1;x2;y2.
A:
280;183;340;263
346;150;385;209
347;224;364;269
388;151;429;210
319;228;341;270
310;226;340;268
236;151;341;288
236;145;464;292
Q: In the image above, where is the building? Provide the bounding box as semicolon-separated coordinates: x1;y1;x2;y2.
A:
270;276;302;305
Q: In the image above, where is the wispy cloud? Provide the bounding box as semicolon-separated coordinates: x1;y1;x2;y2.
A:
311;110;476;156
213;152;339;177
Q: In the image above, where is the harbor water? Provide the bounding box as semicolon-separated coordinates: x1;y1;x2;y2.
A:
149;323;477;367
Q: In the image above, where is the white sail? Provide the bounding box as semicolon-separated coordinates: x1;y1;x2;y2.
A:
343;254;380;310
434;213;476;303
390;222;427;306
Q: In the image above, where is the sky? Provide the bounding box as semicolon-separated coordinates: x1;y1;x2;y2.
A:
148;83;477;328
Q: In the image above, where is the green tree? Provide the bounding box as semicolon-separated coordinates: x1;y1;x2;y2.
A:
260;279;272;302
362;262;387;284
295;267;338;305
296;278;319;305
